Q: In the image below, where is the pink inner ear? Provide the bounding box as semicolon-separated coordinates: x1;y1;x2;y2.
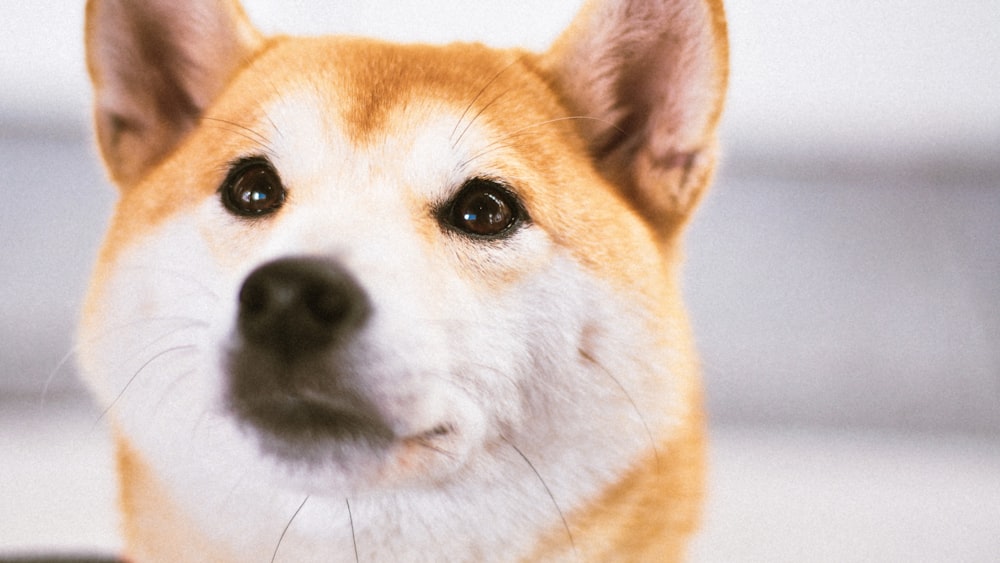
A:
87;0;263;187
539;0;727;225
542;0;726;158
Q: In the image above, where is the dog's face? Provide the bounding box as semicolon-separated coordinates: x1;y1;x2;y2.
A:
86;36;672;486
81;0;726;559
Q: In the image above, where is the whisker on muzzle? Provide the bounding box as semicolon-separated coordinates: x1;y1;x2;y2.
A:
579;348;662;467
151;366;198;419
503;437;577;560
41;316;208;409
346;498;360;563
95;344;199;426
40;347;87;410
271;495;310;563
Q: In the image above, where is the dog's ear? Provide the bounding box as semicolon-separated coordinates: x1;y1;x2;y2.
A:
85;0;263;188
540;0;728;231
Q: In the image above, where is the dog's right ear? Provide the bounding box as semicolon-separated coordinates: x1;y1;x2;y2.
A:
86;0;263;188
539;0;728;234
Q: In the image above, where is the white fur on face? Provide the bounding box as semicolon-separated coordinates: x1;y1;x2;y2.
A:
79;89;680;561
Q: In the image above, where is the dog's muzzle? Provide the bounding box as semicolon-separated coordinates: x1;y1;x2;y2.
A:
225;256;391;447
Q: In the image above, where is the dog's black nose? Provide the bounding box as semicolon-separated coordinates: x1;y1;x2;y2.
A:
238;257;369;358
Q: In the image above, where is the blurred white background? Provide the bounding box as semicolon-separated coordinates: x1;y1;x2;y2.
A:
2;1;998;561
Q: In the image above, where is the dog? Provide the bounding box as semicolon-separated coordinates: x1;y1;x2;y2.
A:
79;0;727;560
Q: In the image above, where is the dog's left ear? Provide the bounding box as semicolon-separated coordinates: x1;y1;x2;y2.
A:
540;0;728;232
85;0;264;188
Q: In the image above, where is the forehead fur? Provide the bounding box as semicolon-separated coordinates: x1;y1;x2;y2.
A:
214;37;568;148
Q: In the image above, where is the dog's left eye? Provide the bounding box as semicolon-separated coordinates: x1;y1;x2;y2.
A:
443;178;525;238
220;158;286;217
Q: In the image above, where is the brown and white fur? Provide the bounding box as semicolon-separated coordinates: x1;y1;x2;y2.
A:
80;0;728;560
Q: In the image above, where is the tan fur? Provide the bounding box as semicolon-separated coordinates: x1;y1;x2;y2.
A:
528;409;705;562
84;0;728;560
115;436;234;561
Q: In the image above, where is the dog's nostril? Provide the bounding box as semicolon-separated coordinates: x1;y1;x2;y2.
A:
237;257;369;357
237;276;274;315
305;285;353;325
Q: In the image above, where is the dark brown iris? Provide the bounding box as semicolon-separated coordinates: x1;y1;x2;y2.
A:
446;178;522;237
221;158;286;217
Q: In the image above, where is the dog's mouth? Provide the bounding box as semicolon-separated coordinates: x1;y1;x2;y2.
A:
233;390;452;438
229;391;460;465
234;394;393;444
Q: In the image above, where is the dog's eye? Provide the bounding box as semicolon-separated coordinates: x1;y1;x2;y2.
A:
445;178;524;238
220;158;286;217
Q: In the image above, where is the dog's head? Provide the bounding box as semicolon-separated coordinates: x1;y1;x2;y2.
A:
81;0;726;557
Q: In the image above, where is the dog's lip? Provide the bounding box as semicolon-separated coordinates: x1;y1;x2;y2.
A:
394;422;463;466
233;392;459;448
232;393;394;443
404;422;455;443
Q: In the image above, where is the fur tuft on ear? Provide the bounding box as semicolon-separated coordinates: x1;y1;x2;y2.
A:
541;0;728;230
85;0;264;188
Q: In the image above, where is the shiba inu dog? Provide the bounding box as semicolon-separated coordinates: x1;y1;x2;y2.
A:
80;0;727;560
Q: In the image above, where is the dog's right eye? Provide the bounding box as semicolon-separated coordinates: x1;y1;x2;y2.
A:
220;158;286;217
